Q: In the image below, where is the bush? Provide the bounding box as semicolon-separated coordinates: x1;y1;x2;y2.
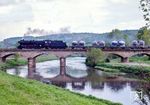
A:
86;48;105;67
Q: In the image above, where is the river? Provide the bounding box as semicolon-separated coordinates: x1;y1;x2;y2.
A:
7;57;150;105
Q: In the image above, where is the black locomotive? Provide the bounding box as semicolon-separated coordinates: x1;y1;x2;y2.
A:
17;40;68;49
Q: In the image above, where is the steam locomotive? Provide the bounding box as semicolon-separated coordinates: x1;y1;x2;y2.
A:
17;40;68;49
17;39;146;49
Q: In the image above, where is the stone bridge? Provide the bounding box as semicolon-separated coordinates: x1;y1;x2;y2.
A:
0;48;150;77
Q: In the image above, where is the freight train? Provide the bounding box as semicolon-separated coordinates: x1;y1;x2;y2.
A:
17;39;146;49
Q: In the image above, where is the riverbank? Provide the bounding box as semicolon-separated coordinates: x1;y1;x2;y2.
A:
95;63;150;78
106;56;150;64
0;55;57;71
129;56;150;64
0;71;121;105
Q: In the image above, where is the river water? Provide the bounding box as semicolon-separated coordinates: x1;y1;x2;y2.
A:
7;57;150;105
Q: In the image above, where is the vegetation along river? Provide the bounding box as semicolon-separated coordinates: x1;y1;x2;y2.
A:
6;57;150;105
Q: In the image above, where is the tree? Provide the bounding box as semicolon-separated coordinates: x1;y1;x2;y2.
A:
140;0;150;28
14;53;20;62
137;27;150;45
123;34;130;46
108;29;122;39
86;48;105;67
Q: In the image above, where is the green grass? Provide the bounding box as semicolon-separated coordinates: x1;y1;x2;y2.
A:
108;56;150;64
96;63;150;75
129;56;150;64
105;55;150;64
0;71;121;105
95;66;120;73
97;55;150;76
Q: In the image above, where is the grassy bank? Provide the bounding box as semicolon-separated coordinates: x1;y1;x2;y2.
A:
129;56;150;64
95;63;150;75
0;71;121;105
95;63;150;82
0;55;57;70
105;56;150;64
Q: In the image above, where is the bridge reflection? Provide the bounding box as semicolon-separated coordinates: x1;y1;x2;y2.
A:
30;73;87;89
28;69;150;93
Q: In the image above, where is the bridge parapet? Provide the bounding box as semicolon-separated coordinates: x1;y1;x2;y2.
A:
0;48;150;59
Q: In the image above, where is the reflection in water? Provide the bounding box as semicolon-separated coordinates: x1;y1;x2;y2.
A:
7;66;28;77
72;82;85;90
106;81;127;92
6;57;150;105
91;81;105;90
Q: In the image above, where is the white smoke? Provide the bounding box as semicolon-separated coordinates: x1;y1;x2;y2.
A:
24;26;71;36
59;26;71;34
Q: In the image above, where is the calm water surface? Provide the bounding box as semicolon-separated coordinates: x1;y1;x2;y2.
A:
7;57;150;105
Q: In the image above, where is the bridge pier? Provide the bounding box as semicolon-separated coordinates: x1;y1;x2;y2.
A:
0;57;6;63
148;56;150;60
60;57;66;75
121;57;129;63
28;58;36;77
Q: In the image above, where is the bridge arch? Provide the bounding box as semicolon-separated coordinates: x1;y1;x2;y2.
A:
29;51;87;76
107;53;124;58
33;53;58;59
106;53;125;63
0;53;17;62
129;53;150;58
33;53;46;59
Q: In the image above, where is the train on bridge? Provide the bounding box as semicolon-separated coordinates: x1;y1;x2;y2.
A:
17;39;147;50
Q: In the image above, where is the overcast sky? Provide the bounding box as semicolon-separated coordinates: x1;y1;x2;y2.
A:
0;0;145;40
